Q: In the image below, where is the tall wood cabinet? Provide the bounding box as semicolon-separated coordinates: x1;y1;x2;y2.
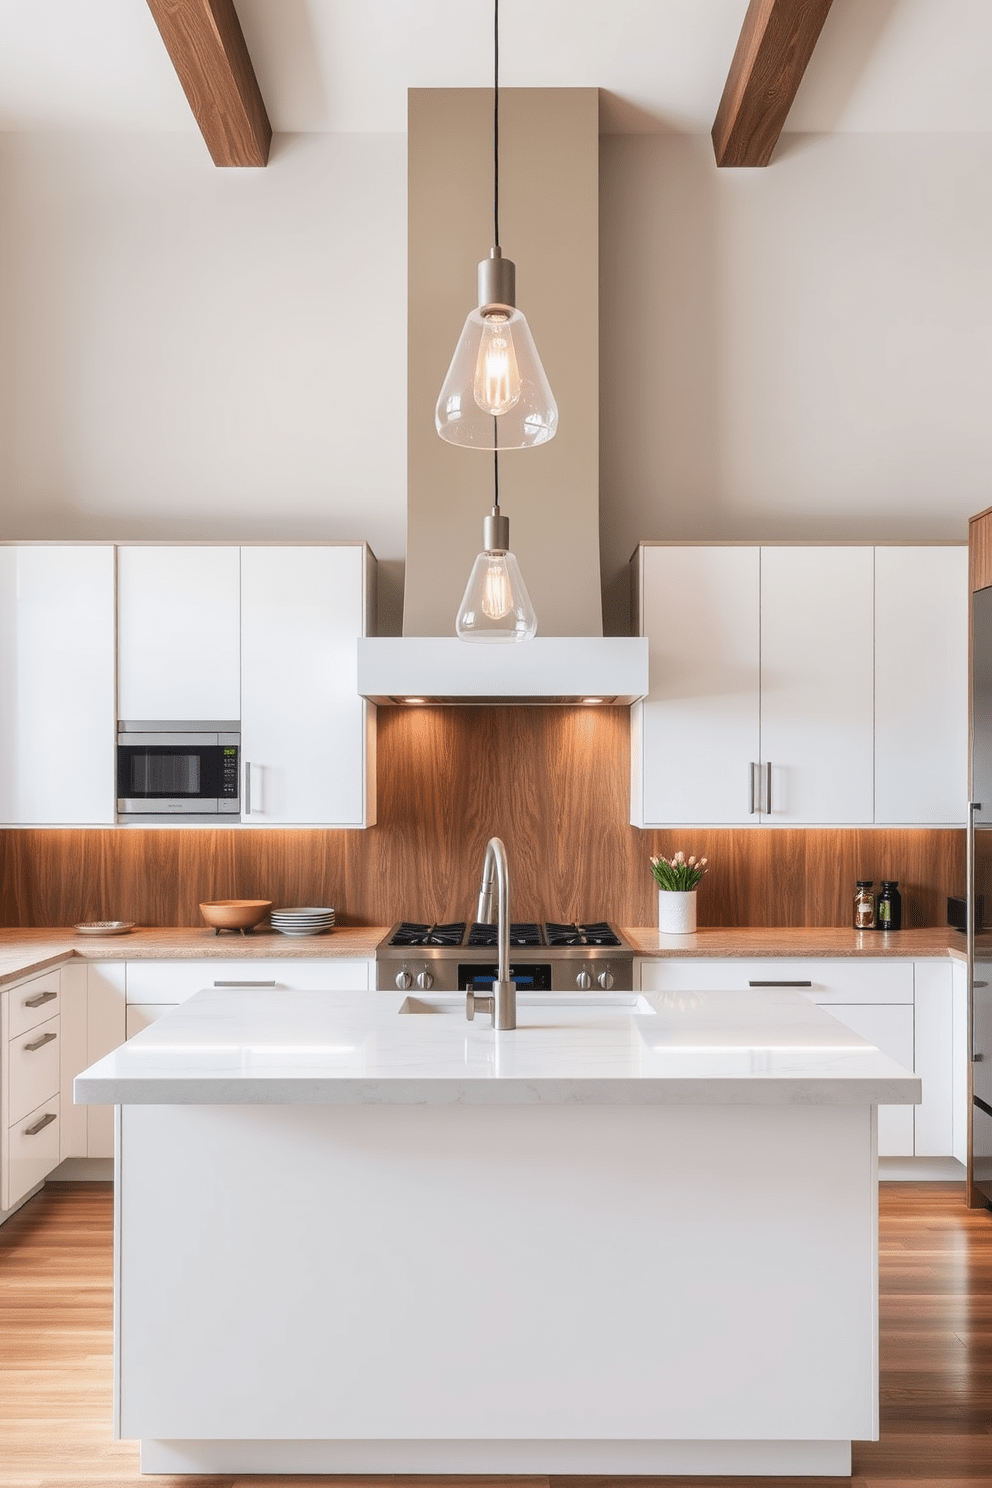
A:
631;543;968;829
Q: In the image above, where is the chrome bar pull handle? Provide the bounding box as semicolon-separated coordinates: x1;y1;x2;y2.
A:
969;801;982;1067
763;761;772;814
244;760;252;816
24;1030;57;1052
749;762;759;814
25;1111;57;1137
24;989;57;1009
749;980;812;988
213;980;277;988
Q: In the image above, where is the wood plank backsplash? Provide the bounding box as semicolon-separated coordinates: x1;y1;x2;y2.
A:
0;708;964;930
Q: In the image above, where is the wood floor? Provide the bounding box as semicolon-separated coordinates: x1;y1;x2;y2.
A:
1;1181;990;1488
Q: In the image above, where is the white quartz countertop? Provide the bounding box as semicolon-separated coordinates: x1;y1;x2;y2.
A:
74;987;921;1108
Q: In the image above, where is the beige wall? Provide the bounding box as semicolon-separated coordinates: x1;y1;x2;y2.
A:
0;130;408;629
405;88;602;637
0;121;989;639
600;131;992;631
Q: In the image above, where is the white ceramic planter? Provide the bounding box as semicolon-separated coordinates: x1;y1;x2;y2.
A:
658;890;697;935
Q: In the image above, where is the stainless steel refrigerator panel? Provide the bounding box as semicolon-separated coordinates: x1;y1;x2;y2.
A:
973;588;992;806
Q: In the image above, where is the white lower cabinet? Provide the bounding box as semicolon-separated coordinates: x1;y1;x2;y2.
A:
637;956;960;1161
2;969;64;1213
58;962;127;1162
123;958;371;1009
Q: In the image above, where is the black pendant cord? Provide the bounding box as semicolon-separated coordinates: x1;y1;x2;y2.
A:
493;447;500;514
493;0;500;251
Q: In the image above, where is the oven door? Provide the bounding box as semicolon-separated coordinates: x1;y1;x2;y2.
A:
117;733;240;816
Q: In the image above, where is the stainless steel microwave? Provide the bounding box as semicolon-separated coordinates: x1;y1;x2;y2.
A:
117;722;240;822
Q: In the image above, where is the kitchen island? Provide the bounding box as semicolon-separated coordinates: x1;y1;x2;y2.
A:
76;984;919;1479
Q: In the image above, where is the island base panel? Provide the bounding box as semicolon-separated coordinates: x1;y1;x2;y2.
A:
140;1437;853;1476
118;1099;878;1466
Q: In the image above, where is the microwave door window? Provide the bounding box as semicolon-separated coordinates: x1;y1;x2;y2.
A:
125;750;201;798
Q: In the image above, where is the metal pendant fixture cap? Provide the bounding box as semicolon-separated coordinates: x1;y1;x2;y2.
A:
483;509;510;552
478;247;515;312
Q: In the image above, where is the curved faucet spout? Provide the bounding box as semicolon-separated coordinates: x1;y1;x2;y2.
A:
472;837;516;1030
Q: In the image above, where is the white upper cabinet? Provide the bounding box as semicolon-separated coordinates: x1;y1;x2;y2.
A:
874;546;968;825
759;547;874;825
241;546;375;827
632;543;967;829
0;545;115;825
631;546;760;826
118;546;240;721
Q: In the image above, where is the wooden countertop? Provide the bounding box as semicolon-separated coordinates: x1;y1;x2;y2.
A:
623;925;965;960
0;923;966;991
0;926;388;988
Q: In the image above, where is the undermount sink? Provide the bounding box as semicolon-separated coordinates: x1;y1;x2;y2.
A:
398;993;655;1016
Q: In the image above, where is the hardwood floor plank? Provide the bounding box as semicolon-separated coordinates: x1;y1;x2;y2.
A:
3;1184;992;1487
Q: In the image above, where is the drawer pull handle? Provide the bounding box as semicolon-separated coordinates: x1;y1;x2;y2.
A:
213;980;277;988
24;1112;57;1137
24;1030;57;1052
749;980;813;988
24;990;57;1008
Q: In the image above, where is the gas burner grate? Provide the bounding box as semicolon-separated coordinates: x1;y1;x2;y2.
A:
388;921;466;948
468;921;542;948
579;922;622;947
545;921;583;946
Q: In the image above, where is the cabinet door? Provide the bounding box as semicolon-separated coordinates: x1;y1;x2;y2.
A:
874;547;968;825
822;1002;915;1156
241;546;374;826
632;546;760;826
913;961;954;1157
952;958;969;1166
125;958;371;1003
0;545;115;824
759;548;874;824
86;963;126;1159
118;547;240;722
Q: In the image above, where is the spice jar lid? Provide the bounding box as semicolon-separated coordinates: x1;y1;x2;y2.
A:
880;880;899;888
856;880;874;887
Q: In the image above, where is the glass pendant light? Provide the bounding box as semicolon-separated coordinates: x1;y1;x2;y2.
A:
456;454;537;643
435;0;558;451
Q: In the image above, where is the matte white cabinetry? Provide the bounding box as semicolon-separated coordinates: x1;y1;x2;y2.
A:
874;546;968;824
58;962;127;1161
1;970;64;1215
631;544;967;828
0;545;116;825
118;546;241;722
636;956;949;1160
759;547;874;825
124;959;372;1028
241;547;376;826
631;546;759;827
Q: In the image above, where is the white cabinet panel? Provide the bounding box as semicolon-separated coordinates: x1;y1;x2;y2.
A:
86;963;126;1159
913;962;954;1157
638;957;914;1003
8;1015;59;1127
759;548;874;824
632;546;760;827
0;545;115;824
821;1002;915;1156
6;1096;60;1211
952;958;969;1167
126;1005;174;1039
118;547;240;721
874;547;968;825
59;962;88;1160
241;546;374;826
8;969;61;1039
125;958;371;1004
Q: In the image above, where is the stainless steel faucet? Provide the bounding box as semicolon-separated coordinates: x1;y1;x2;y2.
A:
466;836;517;1030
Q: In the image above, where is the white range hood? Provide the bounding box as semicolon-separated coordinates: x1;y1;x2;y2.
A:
357;635;648;706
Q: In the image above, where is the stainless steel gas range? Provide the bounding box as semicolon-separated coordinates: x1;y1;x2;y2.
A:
375;920;634;993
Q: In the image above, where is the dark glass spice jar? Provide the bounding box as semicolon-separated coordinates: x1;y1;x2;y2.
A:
876;881;902;932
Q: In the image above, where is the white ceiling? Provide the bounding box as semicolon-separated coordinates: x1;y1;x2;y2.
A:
0;0;990;137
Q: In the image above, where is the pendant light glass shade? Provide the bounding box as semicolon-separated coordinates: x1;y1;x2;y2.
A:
436;301;558;450
456;507;537;643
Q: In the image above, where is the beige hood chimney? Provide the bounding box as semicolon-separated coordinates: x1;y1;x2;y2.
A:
358;87;647;705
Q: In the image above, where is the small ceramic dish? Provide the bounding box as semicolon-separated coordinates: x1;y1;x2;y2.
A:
199;900;272;933
74;921;135;935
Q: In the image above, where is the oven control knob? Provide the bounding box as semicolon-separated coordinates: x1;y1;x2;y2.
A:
395;968;413;990
416;970;434;991
575;971;592;990
597;968;615;991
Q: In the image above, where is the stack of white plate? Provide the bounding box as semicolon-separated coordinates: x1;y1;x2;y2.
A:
270;906;336;937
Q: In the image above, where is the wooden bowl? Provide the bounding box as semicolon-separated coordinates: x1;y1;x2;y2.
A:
199;899;272;932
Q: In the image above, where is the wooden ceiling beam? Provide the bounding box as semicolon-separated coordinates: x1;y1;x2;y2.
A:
712;0;834;167
146;0;271;167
